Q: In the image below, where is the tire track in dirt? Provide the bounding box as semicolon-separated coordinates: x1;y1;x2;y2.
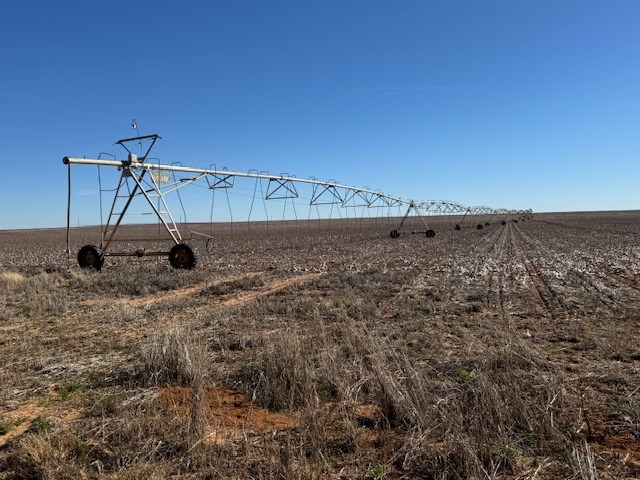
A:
471;223;504;253
79;271;269;308
424;224;507;317
512;224;566;319
474;228;506;311
571;270;623;313
597;270;640;312
515;224;628;314
503;223;543;321
0;400;83;448
491;223;537;326
15;271;326;369
484;224;510;313
583;268;639;310
128;274;263;308
0;403;45;447
213;272;324;309
116;271;325;340
579;257;640;309
495;223;522;323
604;270;640;293
467;224;505;278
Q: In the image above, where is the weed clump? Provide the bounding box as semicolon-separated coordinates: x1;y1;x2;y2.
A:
141;327;208;387
2;271;69;317
238;332;317;411
29;417;52;434
6;431;87;478
59;382;82;401
0;271;26;290
0;419;15;435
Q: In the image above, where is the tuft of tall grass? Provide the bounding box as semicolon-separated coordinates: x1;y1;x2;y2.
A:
7;430;88;479
571;441;599;480
0;271;26;290
0;270;69;317
23;273;69;317
140;327;209;387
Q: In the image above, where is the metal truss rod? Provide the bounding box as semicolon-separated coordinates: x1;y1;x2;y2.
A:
63;156;408;206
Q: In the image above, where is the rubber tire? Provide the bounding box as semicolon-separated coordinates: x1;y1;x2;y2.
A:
169;243;197;270
501;221;507;226
425;229;436;238
390;230;400;239
477;224;484;230
78;245;104;270
455;224;461;231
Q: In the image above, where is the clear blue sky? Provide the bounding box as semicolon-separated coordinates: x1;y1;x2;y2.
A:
1;1;638;229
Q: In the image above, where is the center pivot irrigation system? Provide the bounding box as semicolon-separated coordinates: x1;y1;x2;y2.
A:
63;133;531;270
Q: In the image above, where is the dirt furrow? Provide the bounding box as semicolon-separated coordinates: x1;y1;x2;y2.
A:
604;270;640;293
513;223;632;314
572;270;623;313
511;224;566;318
485;225;510;312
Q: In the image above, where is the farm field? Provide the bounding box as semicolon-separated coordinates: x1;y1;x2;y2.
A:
1;211;639;479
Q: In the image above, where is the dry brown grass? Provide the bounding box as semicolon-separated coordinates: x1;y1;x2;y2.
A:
230;319;575;478
7;430;88;479
0;271;68;318
1;214;640;479
140;326;209;387
0;271;26;290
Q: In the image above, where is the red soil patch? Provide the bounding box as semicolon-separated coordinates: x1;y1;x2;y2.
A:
592;434;640;470
0;401;85;448
159;386;298;443
0;404;45;447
